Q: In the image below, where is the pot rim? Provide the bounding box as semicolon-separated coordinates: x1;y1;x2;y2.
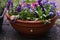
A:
6;13;58;23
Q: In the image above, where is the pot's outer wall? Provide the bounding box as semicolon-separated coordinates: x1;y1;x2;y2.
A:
6;13;58;37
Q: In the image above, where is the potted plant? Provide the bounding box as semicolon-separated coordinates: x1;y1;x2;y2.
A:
6;0;58;37
0;0;7;30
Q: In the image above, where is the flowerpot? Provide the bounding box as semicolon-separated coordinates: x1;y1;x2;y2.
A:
6;13;58;37
0;9;5;30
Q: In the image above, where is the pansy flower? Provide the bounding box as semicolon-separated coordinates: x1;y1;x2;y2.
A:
49;12;54;16
31;2;37;9
43;0;50;5
6;0;13;10
16;5;21;12
8;0;13;7
27;3;31;9
29;8;33;13
38;0;42;5
50;2;56;8
56;11;60;16
43;0;49;3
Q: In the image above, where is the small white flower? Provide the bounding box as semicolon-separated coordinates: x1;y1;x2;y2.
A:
35;18;39;21
34;9;38;14
16;15;20;18
27;17;30;20
35;10;38;14
40;16;42;19
44;8;47;11
48;19;51;21
25;10;27;12
43;14;46;17
10;15;16;20
45;20;49;22
55;19;60;25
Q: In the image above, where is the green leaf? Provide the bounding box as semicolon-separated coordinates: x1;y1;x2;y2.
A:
12;0;19;7
36;6;43;19
0;0;7;8
26;0;37;3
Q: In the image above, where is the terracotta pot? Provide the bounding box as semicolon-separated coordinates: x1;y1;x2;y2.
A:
6;13;58;37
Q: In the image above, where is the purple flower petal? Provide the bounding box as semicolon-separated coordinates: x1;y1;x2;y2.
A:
16;5;21;12
27;4;31;8
30;8;33;13
38;0;42;5
22;0;25;3
6;0;13;10
6;4;10;10
8;0;13;6
38;0;45;14
50;2;56;8
34;3;37;7
43;0;50;5
49;12;54;16
56;11;60;16
44;0;49;3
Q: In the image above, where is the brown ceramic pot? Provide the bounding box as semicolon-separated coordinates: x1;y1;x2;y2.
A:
5;13;58;37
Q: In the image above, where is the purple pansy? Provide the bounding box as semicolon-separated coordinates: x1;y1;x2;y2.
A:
56;11;60;16
38;0;45;14
30;8;33;13
27;4;31;9
44;0;49;3
31;2;37;9
6;0;13;10
44;2;49;5
43;0;50;5
24;6;28;9
16;5;21;12
49;12;54;16
6;4;10;10
8;0;13;7
40;4;46;14
38;0;42;5
50;2;56;12
21;3;25;8
22;0;25;3
50;2;56;8
34;3;37;7
33;3;37;8
21;3;28;9
50;8;54;12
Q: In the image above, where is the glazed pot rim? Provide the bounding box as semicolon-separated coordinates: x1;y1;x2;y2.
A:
6;13;58;23
16;16;57;23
